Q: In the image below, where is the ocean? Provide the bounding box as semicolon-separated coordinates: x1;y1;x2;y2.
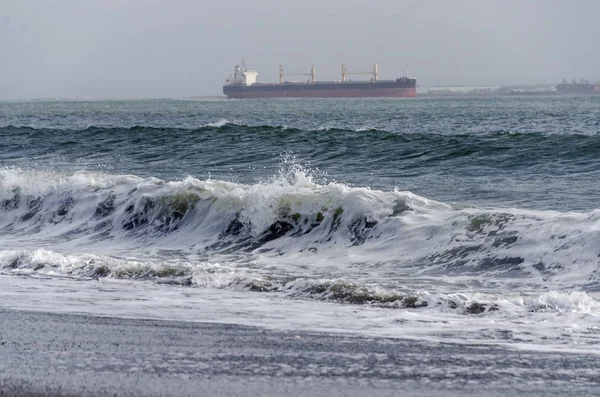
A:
1;96;600;394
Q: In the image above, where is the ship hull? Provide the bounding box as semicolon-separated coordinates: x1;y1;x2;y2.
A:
224;87;416;99
223;80;417;99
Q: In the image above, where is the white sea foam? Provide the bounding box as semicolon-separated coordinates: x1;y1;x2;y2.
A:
0;272;598;353
206;119;232;127
1;167;600;294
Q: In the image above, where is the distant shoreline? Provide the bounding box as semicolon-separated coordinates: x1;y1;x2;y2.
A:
3;93;600;102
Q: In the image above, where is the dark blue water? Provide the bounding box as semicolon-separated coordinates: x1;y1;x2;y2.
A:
1;96;599;211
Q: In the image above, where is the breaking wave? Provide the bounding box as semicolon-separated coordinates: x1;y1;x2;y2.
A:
1;165;600;296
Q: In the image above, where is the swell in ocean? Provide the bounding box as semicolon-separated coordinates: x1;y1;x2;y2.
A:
4;123;600;180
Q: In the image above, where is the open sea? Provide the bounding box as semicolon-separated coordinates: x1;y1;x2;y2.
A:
1;96;600;360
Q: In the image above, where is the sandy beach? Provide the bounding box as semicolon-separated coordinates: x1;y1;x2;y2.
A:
0;308;598;397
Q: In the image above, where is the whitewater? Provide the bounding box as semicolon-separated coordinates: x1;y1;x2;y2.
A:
1;97;600;356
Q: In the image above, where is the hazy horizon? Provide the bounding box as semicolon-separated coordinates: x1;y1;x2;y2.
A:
1;0;599;99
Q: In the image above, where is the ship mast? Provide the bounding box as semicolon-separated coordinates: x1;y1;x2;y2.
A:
341;63;379;82
278;65;316;83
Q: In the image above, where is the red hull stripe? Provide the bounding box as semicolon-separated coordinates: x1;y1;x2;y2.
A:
225;88;417;99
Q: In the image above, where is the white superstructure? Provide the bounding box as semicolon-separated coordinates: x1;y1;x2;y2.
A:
225;60;258;86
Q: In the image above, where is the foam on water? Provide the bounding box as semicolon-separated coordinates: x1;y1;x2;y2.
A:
206;119;234;127
1;272;598;353
2;166;600;284
2;165;600;301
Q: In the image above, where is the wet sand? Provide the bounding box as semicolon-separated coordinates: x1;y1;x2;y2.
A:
0;308;598;397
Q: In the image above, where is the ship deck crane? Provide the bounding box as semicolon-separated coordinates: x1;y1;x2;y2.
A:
341;63;379;82
279;65;316;84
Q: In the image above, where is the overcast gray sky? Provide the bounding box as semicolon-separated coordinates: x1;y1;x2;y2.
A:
1;0;599;99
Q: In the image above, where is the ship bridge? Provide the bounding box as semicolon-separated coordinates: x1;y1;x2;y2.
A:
225;60;258;86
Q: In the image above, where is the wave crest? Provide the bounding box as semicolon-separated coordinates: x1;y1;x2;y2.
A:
1;168;600;290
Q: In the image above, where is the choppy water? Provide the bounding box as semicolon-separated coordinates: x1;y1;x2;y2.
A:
1;96;600;351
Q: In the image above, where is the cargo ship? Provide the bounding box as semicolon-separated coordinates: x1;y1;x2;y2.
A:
223;61;417;99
